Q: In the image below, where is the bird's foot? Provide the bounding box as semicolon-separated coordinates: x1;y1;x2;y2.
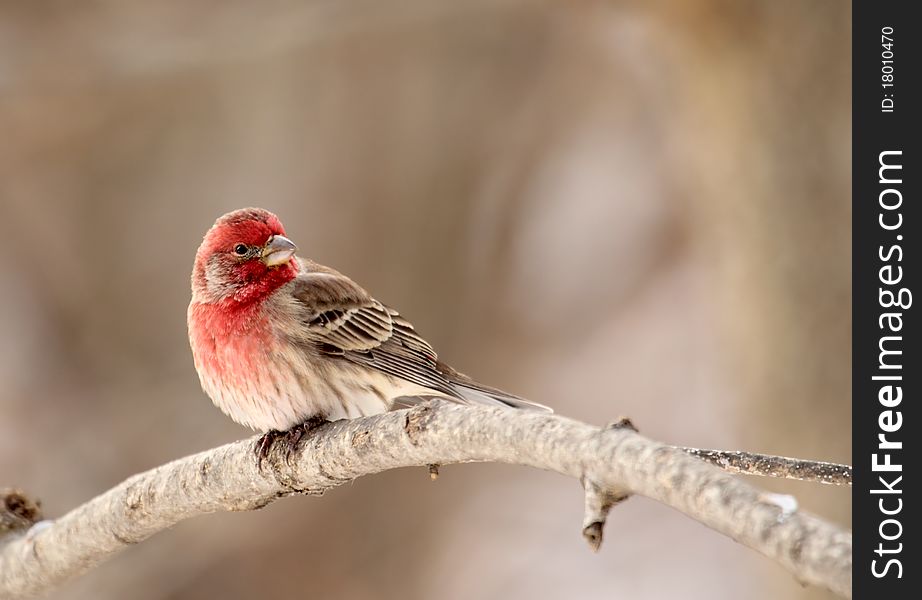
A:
255;416;329;470
282;416;329;466
255;429;285;470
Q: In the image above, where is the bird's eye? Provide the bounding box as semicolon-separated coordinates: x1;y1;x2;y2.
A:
233;244;249;256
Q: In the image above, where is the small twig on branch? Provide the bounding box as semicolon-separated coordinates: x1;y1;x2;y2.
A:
579;416;636;550
679;448;852;486
572;417;851;552
580;478;628;552
0;403;852;599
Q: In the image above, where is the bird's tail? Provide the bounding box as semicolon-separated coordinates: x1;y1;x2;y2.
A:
390;360;552;412
446;374;553;412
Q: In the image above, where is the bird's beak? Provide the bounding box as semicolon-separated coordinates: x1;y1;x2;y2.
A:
261;235;298;267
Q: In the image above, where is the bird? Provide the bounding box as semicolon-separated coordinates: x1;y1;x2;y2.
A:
188;207;550;459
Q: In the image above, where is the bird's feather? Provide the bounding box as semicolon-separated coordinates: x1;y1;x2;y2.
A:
289;264;550;412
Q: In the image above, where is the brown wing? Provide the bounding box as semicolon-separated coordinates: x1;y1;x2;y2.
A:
289;268;463;398
289;263;551;411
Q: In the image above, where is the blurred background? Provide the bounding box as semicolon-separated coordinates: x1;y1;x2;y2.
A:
0;1;850;599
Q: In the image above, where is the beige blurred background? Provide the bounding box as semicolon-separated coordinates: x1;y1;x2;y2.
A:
0;1;850;599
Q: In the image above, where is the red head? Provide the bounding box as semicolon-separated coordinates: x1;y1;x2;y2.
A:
191;208;300;305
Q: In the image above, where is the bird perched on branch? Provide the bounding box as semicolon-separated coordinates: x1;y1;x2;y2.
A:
188;208;550;457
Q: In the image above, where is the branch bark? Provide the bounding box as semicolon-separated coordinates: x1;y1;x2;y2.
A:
679;447;853;486
0;402;852;599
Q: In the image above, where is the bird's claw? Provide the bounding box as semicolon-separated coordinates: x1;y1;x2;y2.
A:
255;430;284;470
255;416;329;470
282;426;306;467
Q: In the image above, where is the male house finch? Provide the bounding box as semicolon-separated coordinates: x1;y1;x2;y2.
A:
188;208;549;454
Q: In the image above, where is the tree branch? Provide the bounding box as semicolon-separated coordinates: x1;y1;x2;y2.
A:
678;447;853;486
0;402;852;599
